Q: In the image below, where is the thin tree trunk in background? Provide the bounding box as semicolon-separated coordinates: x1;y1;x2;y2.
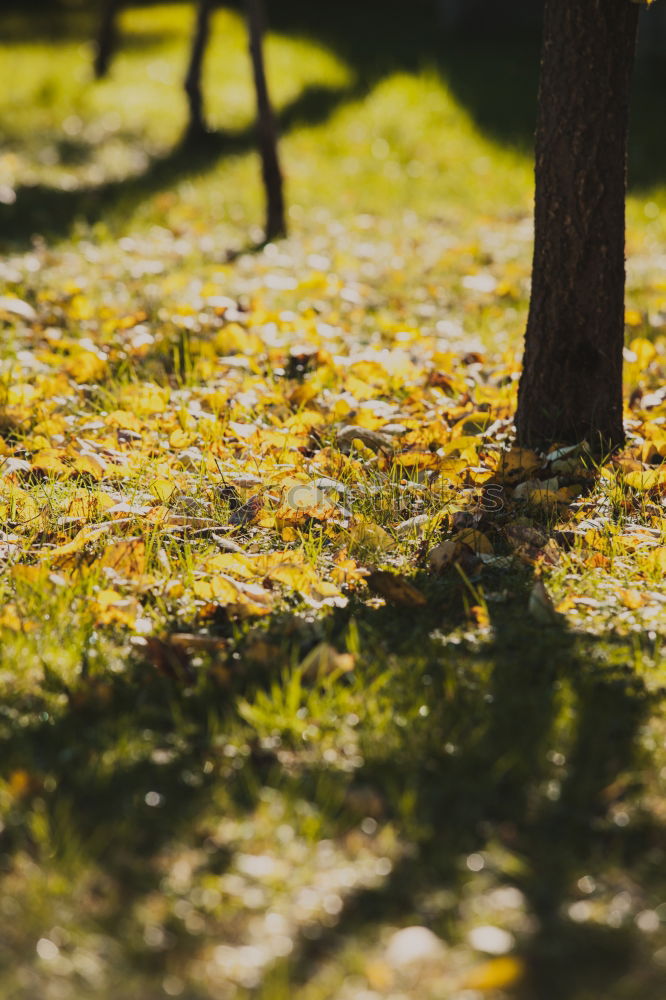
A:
245;0;286;241
515;0;639;451
94;0;121;79
184;0;213;140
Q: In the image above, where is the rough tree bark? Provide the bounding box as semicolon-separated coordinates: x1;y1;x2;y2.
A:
515;0;640;451
184;0;213;140
245;0;286;241
94;0;121;78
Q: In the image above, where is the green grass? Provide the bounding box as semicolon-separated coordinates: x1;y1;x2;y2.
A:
0;3;665;999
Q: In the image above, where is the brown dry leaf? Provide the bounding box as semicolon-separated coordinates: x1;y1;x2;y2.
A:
229;493;264;526
505;522;549;550
428;540;464;573
243;636;281;666
586;552;611;569
366;570;428;607
139;636;195;683
168;633;227;653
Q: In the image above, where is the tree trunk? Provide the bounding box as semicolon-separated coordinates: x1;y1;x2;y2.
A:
94;0;120;79
245;0;286;241
515;0;639;451
184;0;213;140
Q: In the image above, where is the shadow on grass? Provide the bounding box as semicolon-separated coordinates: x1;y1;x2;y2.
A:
0;559;663;998
272;586;664;999
0;81;359;248
3;0;665;250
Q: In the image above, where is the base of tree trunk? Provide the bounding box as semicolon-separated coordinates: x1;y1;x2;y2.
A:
515;0;639;453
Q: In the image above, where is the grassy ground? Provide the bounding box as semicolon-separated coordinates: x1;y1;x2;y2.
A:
1;3;665;999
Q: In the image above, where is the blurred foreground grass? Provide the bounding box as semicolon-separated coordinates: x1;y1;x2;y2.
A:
0;4;665;999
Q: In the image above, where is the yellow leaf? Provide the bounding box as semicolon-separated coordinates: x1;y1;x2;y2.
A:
0;484;40;525
0;604;23;631
331;553;368;586
193;576;240;604
454;528;493;555
8;770;34;799
627;336;656;369
641;546;666;575
348;520;393;553
11;565;50;588
41;524;109;566
100;538;146;577
617;588;644;610
394;451;440;470
149;478;177;502
624;468;666;492
91;589;137;626
469;604;490;628
65;350;106;383
169;428;197;449
105;409;143;432
71;453;106;481
203;553;254;578
624;308;642;327
119;383;168;416
463;956;525;991
31;450;72;479
496;447;542;484
451;410;494;436
67;489;115;520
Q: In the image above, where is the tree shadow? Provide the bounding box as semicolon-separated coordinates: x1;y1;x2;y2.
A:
0;81;359;247
0;548;663;997
3;0;665;250
251;568;665;999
